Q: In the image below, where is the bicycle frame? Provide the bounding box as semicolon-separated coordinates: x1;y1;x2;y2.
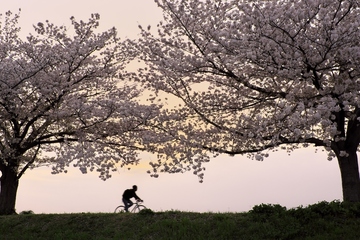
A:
114;201;146;213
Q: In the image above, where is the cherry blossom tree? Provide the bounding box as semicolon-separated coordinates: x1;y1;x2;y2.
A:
130;0;360;202
0;11;157;215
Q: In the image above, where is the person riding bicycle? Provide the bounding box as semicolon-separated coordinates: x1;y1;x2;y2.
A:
122;185;143;212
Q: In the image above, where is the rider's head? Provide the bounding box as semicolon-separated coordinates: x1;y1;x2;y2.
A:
132;185;137;191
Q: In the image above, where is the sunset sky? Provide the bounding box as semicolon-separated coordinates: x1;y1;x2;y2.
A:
3;0;342;214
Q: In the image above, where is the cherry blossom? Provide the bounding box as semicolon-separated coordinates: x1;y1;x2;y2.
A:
130;0;360;202
0;11;158;214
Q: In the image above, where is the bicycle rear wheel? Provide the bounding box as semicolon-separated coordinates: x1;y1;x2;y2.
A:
131;205;147;213
114;205;126;213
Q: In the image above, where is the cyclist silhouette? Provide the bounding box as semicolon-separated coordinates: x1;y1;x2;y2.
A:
122;185;142;212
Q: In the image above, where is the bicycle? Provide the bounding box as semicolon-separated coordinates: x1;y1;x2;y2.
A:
114;200;147;213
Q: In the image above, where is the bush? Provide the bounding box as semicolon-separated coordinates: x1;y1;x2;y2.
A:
340;201;360;217
288;200;360;221
306;201;343;217
138;208;155;215
19;210;34;215
250;204;287;215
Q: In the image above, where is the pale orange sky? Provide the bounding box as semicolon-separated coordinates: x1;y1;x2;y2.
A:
3;0;342;213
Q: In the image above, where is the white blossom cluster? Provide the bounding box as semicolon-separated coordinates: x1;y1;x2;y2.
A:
2;0;360;190
129;0;360;181
0;11;160;182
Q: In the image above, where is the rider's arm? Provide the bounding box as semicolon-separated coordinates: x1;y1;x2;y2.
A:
134;193;142;201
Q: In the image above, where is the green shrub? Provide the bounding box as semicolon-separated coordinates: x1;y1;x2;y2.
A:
139;208;155;215
307;200;345;217
250;203;287;215
19;210;34;215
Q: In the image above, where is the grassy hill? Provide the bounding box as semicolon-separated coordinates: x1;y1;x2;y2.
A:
1;201;360;240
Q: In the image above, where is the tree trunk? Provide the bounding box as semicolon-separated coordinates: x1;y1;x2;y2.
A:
337;151;360;202
0;167;19;215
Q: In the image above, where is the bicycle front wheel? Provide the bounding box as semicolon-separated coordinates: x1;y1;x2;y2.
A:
114;205;126;213
131;205;147;213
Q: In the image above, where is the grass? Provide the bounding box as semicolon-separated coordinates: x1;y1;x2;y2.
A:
1;201;360;239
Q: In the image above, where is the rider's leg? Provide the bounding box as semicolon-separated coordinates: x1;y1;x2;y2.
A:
128;199;134;208
123;198;133;212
